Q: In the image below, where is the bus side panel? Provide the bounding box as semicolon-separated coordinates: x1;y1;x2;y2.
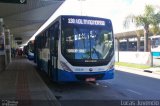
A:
101;68;114;80
152;52;160;57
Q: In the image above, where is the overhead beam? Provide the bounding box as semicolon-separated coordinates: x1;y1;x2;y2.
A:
0;0;26;4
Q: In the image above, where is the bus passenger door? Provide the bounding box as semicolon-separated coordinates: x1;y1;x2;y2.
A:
49;23;59;81
49;36;56;81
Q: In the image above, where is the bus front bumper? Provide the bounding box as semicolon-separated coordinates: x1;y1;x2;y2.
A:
57;68;114;82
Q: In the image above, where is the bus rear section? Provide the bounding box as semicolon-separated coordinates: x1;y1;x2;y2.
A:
150;35;160;58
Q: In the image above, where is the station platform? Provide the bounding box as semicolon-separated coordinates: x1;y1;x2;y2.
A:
0;56;60;106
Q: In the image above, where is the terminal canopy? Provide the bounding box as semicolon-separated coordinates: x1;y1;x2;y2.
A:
0;0;65;46
115;29;153;39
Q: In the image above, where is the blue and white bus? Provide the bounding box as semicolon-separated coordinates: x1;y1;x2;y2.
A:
150;35;160;58
34;15;115;82
24;40;34;60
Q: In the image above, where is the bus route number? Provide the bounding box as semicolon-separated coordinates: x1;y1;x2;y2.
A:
68;18;75;24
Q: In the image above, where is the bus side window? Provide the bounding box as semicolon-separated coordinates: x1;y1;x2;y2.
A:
50;22;59;56
49;30;54;52
54;28;59;56
54;28;59;40
44;31;49;48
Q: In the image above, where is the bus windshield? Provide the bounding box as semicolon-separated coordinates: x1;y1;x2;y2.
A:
61;26;113;60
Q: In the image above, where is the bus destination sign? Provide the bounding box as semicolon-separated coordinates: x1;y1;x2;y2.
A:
68;18;105;26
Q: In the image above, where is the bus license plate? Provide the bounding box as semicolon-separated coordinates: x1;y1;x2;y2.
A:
86;78;96;82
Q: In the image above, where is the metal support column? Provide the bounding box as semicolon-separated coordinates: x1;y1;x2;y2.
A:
5;29;11;65
116;38;119;62
137;36;140;51
126;38;129;51
0;18;5;71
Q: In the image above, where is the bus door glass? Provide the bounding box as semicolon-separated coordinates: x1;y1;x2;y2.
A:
50;22;59;80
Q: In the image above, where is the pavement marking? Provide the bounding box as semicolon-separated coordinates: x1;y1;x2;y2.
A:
107;82;111;84
103;85;108;88
95;82;100;86
87;82;109;88
97;83;108;88
126;89;142;96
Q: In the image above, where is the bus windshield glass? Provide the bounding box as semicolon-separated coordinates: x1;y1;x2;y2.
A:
61;26;113;60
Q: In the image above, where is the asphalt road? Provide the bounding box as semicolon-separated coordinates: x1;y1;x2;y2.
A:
38;69;160;106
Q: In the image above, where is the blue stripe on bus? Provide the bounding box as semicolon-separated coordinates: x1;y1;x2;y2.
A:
57;68;114;82
152;52;160;56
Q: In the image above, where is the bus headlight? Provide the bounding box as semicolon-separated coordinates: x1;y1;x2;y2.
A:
109;64;114;69
60;61;72;72
108;62;115;69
